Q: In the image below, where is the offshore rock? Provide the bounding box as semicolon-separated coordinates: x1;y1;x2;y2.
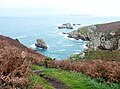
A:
35;39;48;49
58;23;73;29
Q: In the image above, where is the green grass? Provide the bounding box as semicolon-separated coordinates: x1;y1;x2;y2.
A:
31;64;120;89
44;68;120;89
31;64;42;70
28;65;54;89
28;72;54;89
68;54;82;61
69;50;120;61
84;50;120;61
77;26;90;35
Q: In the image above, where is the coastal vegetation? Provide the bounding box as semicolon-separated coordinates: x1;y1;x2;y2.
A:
30;64;120;89
75;26;91;36
1;21;120;89
29;72;54;89
69;50;120;61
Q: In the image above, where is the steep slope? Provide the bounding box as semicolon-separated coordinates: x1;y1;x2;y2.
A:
0;35;47;63
0;35;47;88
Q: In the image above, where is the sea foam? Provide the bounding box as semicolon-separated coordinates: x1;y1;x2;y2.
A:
13;35;28;39
30;44;36;49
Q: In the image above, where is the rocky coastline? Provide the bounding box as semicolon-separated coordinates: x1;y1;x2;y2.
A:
67;21;120;51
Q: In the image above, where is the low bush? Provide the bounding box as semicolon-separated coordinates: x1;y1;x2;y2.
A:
0;41;30;88
48;60;120;83
44;57;55;67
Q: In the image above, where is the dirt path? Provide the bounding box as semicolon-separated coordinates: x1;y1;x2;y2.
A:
42;75;69;89
33;70;70;89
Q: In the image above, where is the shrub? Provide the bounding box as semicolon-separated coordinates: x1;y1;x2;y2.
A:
47;60;120;83
0;40;30;88
44;57;55;67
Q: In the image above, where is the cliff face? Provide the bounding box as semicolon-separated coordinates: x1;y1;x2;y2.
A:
68;21;120;51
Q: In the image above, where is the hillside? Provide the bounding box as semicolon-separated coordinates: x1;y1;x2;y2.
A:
0;27;120;89
0;35;47;63
0;35;47;88
96;21;120;32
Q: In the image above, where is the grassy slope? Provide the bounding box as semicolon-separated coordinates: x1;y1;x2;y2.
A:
76;26;90;36
84;50;120;61
70;50;120;61
28;65;54;89
31;64;120;89
29;72;54;89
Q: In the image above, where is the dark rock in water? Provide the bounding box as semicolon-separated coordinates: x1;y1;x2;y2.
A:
73;24;81;26
35;39;48;49
15;39;20;42
58;23;73;29
76;24;81;25
73;24;76;26
66;26;73;29
58;26;66;29
62;32;68;34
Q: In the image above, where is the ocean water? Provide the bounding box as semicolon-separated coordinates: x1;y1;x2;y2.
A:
0;15;120;59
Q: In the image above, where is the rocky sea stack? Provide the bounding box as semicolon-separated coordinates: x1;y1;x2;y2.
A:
35;39;48;49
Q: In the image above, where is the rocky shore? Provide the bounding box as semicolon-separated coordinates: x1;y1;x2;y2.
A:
67;21;120;51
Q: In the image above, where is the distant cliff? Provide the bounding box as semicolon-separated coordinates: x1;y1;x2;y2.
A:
68;21;120;51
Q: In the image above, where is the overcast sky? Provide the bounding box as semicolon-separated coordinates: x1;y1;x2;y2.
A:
0;0;120;16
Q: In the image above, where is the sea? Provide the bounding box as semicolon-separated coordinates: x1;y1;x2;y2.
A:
0;15;120;59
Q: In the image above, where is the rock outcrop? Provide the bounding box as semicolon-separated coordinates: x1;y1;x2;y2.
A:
88;22;120;51
35;39;48;49
58;23;73;29
68;21;120;51
67;26;93;41
87;30;120;51
68;31;90;41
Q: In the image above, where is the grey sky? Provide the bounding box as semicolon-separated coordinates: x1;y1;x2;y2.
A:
0;0;120;16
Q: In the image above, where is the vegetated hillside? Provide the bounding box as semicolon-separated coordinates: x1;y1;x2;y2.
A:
0;35;47;88
48;59;120;83
0;35;47;63
96;21;120;32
